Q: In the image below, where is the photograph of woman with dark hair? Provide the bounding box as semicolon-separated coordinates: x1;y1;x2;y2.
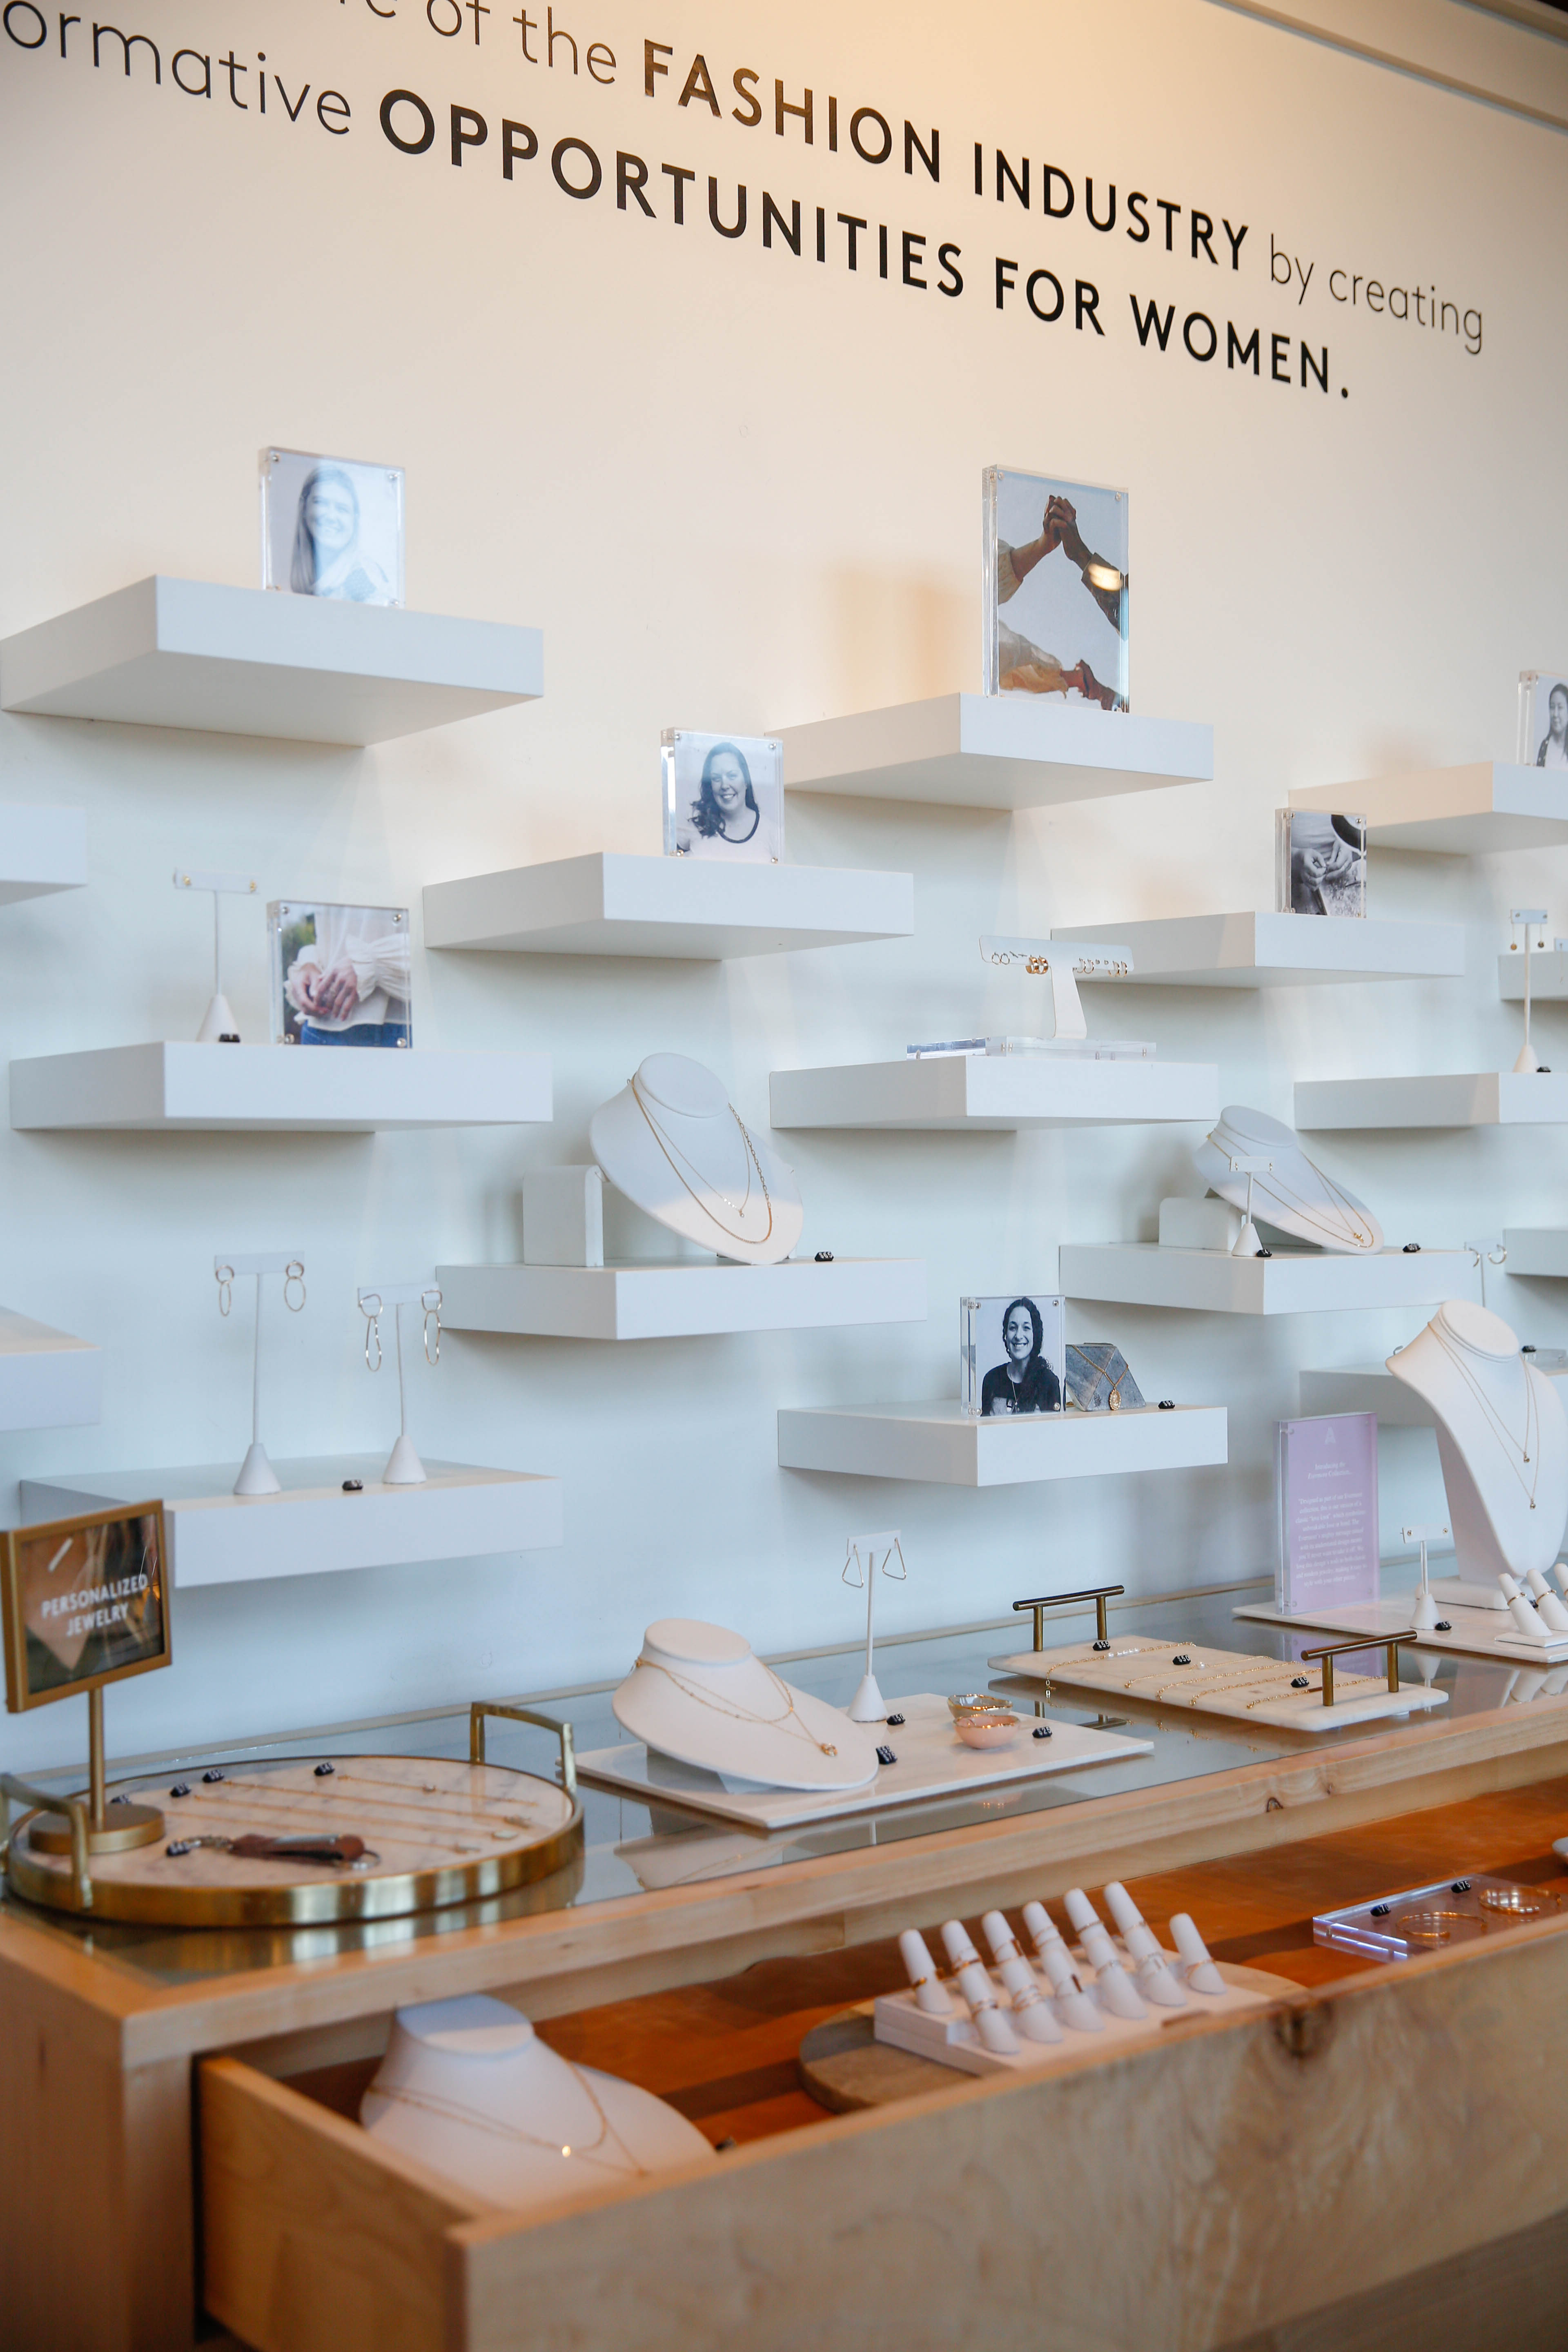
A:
290;463;396;603
262;448;403;606
980;1296;1064;1416
688;742;760;845
1536;680;1568;771
664;731;783;862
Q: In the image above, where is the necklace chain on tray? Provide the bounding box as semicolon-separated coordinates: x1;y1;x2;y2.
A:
635;1656;838;1755
630;1076;774;1247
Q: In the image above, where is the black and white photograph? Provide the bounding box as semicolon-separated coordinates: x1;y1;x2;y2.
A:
1276;810;1366;917
982;466;1128;707
268;902;412;1047
1519;672;1568;770
961;1291;1067;1418
661;731;784;862
261;447;405;606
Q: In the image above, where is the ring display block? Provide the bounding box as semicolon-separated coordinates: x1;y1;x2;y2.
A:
0;805;87;905
575;1692;1151;1830
1054;913;1465;988
1237;1599;1568;1669
0;1307;101;1430
9;1042;552;1132
1061;1243;1479;1315
20;1458;563;1589
991;1635;1448;1732
0;577;542;745
423;853;914;960
874;1956;1281;2080
1295;1074;1568;1129
774;693;1212;811
439;1258;927;1341
776;1400;1226;1486
1290;765;1568;855
769;1056;1218;1131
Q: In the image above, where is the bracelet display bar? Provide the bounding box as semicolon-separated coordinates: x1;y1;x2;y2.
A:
9;1042;552;1132
773;693;1212;811
0;577;542;746
1289;764;1568;854
1236;1598;1568;1668
1295;1073;1568;1129
1052;912;1464;989
990;1633;1447;1731
769;1056;1218;1131
423;853;914;960
0;805;86;905
1060;1243;1479;1315
0;1307;101;1430
575;1692;1151;1831
439;1257;926;1341
776;1400;1226;1486
20;1457;563;1589
1500;951;1568;1000
1501;1229;1568;1275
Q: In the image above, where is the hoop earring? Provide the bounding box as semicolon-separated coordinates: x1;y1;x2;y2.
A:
362;1305;383;1373
215;1264;234;1318
421;1287;441;1368
284;1260;306;1313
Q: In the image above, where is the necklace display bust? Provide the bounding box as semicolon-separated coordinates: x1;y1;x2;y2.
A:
1388;1302;1568;1587
589;1052;803;1266
361;1994;711;2210
612;1617;880;1792
1193;1105;1382;1254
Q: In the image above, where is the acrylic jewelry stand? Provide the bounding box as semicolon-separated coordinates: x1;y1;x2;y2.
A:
175;864;258;1043
1510;908;1549;1075
216;1251;305;1495
358;1280;441;1485
1225;1152;1272;1258
1406;1519;1450;1631
843;1530;907;1721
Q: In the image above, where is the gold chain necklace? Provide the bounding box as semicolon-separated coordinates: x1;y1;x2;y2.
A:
635;1656;838;1755
1210;1122;1371;1249
629;1077;774;1246
373;2069;646;2176
1429;1323;1540;1510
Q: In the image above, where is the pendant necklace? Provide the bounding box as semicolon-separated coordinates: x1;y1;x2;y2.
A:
1430;1322;1540;1509
375;2067;647;2176
635;1655;838;1755
1209;1122;1372;1250
630;1076;774;1246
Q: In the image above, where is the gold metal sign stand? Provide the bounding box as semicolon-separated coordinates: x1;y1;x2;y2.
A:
25;1685;165;1856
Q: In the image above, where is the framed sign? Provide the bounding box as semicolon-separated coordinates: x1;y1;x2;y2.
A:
2;1502;170;1713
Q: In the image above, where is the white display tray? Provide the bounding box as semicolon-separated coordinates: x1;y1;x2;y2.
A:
0;1306;101;1431
1054;912;1464;989
773;693;1212;811
575;1692;1150;1829
1290;763;1568;855
989;1636;1448;1731
768;1055;1218;1131
9;1041;552;1132
1236;1599;1568;1666
0;805;86;906
776;1400;1226;1487
873;1953;1274;2079
1295;1073;1568;1129
439;1258;927;1341
423;852;914;960
0;576;542;745
20;1458;563;1589
1060;1243;1479;1316
1300;1361;1568;1426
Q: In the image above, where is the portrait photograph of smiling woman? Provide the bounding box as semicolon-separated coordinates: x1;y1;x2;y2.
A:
662;730;784;862
961;1291;1067;1417
261;448;405;607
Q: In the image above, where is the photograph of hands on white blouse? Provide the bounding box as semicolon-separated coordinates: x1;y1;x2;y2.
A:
661;731;783;863
268;902;412;1048
1520;673;1568;771
961;1292;1067;1419
983;466;1128;709
261;447;404;607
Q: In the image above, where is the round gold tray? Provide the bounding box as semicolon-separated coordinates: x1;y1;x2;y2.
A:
4;1754;584;1926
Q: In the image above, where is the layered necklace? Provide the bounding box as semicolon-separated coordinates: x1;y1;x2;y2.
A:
630;1076;774;1247
374;2066;646;2176
1429;1318;1540;1510
635;1655;839;1756
1208;1120;1372;1250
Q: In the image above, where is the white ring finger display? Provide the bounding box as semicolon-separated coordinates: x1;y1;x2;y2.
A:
1192;1104;1383;1254
1388;1301;1568;1581
588;1052;803;1266
613;1618;880;1791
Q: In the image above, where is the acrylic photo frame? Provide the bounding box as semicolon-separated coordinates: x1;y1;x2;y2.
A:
982;466;1128;708
261;447;405;607
2;1502;171;1713
961;1292;1066;1419
268;902;412;1047
1519;672;1568;771
1275;811;1366;917
662;731;784;863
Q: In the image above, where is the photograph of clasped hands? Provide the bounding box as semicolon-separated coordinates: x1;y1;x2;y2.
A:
984;465;1129;708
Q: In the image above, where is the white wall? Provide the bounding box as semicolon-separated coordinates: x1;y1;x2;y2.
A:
2;0;1566;1770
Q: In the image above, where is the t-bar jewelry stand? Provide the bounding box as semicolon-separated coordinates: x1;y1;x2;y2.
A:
1509;908;1549;1075
216;1251;306;1495
1223;1153;1273;1258
176;865;259;1044
980;935;1136;1043
357;1280;442;1486
843;1530;906;1721
1014;1584;1126;1653
1404;1519;1450;1632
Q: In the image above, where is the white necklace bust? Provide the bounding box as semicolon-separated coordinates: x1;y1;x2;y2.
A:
612;1617;880;1792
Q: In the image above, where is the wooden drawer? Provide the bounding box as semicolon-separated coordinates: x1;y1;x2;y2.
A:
201;1906;1568;2352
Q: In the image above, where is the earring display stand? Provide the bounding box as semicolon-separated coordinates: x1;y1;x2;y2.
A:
1508;909;1550;1074
842;1532;906;1721
217;1252;305;1497
358;1281;441;1486
175;864;258;1042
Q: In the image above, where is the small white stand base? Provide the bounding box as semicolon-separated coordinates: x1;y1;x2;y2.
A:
847;1673;886;1723
233;1440;281;1497
196;992;240;1045
382;1431;427;1486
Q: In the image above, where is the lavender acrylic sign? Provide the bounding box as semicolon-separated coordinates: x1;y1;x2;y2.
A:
1275;1413;1380;1613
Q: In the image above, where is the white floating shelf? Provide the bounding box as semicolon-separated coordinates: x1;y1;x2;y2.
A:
0;577;542;746
1060;1243;1479;1316
1499;951;1568;1001
1300;1359;1568;1426
1503;1229;1568;1276
1290;763;1568;854
769;1056;1218;1132
0;806;87;905
776;1400;1226;1486
19;1458;562;1589
0;1307;101;1432
423;852;913;961
1055;912;1464;989
438;1257;926;1341
1296;1073;1568;1129
9;1042;551;1133
773;693;1212;811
